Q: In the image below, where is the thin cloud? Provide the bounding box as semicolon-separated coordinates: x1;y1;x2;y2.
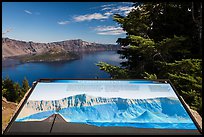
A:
2;28;13;35
24;10;32;14
118;6;136;15
120;2;134;5
109;6;136;16
100;2;136;17
117;6;134;11
74;3;135;22
57;21;69;25
100;3;117;12
90;3;115;10
74;13;109;22
94;26;126;35
97;30;126;35
101;7;112;11
94;26;122;31
104;12;113;16
101;4;116;8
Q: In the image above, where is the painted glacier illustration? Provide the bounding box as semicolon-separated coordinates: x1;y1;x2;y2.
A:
16;94;196;129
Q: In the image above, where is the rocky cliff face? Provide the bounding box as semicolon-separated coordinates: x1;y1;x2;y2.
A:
2;38;120;58
17;94;194;128
21;94;186;118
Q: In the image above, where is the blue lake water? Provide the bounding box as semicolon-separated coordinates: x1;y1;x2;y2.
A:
2;51;123;86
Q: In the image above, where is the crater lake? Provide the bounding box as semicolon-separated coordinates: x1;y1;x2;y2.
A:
2;51;124;86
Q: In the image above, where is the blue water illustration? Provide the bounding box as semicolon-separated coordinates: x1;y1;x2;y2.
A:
16;94;197;130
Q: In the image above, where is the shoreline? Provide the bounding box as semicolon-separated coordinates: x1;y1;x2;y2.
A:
2;50;118;65
2;52;81;65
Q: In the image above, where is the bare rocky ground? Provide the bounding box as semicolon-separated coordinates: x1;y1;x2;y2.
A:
2;97;18;132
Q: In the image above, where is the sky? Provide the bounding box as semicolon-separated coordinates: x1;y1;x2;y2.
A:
28;81;178;101
2;2;136;44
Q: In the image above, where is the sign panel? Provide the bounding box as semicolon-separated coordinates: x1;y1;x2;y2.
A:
4;79;201;135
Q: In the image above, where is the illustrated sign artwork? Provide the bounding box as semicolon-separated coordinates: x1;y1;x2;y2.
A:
15;80;197;129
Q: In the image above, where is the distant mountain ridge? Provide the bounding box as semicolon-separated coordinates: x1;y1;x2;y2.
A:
2;38;120;58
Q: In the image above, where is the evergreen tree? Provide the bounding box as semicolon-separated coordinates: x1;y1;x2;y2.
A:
2;77;30;103
2;79;7;97
13;82;22;103
22;77;30;93
156;59;202;115
3;76;18;102
97;2;202;116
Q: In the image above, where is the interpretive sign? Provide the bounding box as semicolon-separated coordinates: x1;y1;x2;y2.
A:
4;79;202;135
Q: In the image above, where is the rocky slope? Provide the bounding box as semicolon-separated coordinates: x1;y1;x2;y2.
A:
2;38;120;58
2;97;18;132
